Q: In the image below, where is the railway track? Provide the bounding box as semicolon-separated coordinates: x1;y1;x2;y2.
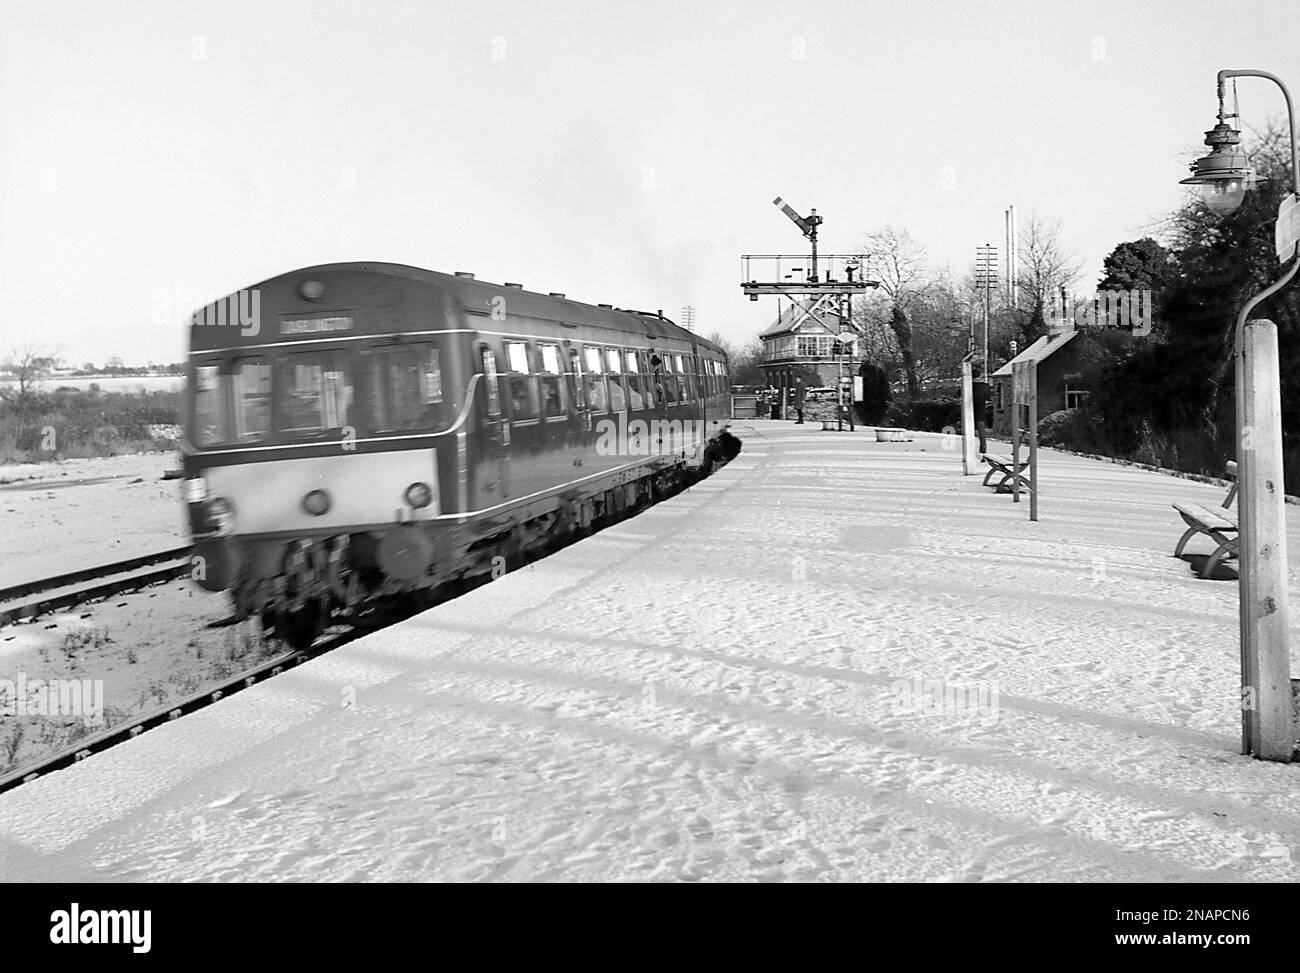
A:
0;546;193;627
0;462;723;796
0;625;355;796
0;568;495;796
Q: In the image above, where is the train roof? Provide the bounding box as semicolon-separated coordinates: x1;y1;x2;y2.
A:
206;262;724;355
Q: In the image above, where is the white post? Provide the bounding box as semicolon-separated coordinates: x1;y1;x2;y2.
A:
1028;363;1038;523
960;361;978;475
1011;364;1021;504
1240;320;1294;761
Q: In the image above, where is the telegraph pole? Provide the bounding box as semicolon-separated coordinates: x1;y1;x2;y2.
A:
975;244;999;366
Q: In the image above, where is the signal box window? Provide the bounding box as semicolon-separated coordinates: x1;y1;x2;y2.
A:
538;343;566;419
362;343;446;432
281;352;353;435
505;341;538;420
583;346;607;412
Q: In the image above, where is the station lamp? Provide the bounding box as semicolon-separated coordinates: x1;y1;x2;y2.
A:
1180;119;1255;216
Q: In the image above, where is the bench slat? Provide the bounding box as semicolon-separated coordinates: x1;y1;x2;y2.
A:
1172;501;1237;532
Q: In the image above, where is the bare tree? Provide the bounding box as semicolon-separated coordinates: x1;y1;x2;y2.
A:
1;341;58;402
862;226;928;396
1016;211;1083;329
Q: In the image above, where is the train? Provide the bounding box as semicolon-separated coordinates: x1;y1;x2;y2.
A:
181;262;739;647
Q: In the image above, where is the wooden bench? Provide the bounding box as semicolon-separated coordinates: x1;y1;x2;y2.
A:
1172;461;1238;579
982;454;1031;493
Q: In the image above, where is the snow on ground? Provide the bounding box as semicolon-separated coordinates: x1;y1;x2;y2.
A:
0;451;271;777
0;453;185;586
2;422;1300;882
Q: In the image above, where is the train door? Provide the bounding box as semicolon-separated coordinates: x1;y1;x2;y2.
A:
479;343;511;499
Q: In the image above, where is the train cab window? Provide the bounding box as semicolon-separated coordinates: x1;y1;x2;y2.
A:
505;341;539;420
233;360;273;440
538;343;565;419
192;359;272;446
605;347;627;412
623;350;645;410
280;351;353;435
481;347;503;417
361;343;446;432
582;346;607;412
192;365;223;444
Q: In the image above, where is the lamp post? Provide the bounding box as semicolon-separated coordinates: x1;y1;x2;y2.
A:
1181;69;1300;762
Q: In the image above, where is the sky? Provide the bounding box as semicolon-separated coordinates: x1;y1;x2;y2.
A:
1;0;1298;365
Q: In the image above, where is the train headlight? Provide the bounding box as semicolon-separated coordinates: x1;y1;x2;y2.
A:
404;482;433;509
299;279;326;301
302;489;332;516
184;478;208;504
206;496;235;534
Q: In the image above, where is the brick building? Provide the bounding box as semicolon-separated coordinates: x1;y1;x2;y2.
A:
758;298;858;390
990;328;1111;439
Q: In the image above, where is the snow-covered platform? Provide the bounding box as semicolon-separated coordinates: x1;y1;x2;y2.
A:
3;423;1299;882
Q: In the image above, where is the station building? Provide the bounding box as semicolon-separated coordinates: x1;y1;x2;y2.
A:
990;327;1112;438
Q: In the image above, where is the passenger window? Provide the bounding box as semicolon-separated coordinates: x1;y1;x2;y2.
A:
538;343;565;419
583;346;608;412
624;350;645;410
280;351;352;434
505;341;538;419
567;348;586;410
605;347;627;411
636;352;655;409
481;346;503;418
657;354;677;405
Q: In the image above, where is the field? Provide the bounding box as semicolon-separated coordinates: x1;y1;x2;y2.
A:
0;386;182;464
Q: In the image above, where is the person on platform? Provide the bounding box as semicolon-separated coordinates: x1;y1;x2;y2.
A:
793;377;806;424
971;366;991;454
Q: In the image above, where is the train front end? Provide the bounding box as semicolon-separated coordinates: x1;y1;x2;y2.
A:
181;264;467;645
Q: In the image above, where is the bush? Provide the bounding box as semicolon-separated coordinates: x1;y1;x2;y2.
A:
1035;408;1109;451
0;389;181;462
880;398;961;432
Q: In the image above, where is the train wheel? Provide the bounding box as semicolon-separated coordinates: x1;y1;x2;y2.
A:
279;598;326;650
